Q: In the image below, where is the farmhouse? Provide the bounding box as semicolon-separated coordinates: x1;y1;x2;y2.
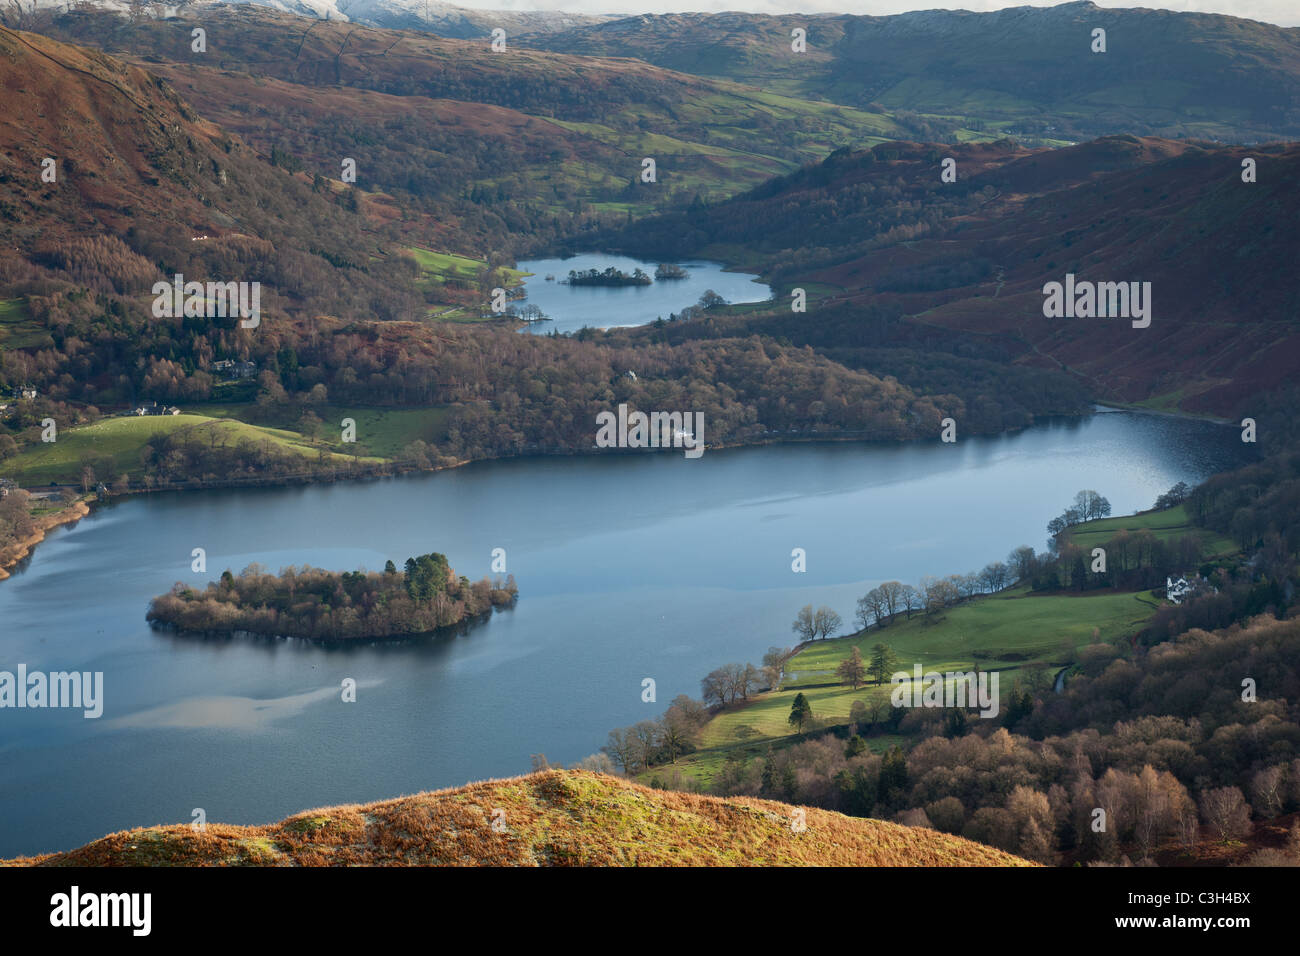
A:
1166;576;1193;604
213;359;257;380
133;402;181;417
1166;574;1217;605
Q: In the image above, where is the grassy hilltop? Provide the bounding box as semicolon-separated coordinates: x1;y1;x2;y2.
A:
7;770;1032;867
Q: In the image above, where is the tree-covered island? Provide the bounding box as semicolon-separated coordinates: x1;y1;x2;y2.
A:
654;263;689;279
147;552;517;641
564;266;652;287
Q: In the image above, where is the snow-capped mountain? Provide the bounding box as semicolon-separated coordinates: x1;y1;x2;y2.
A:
0;0;615;37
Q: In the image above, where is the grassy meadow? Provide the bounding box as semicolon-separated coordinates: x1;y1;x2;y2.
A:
1060;503;1237;558
0;298;48;350
2;414;386;485
188;404;450;460
405;246;528;320
644;584;1156;788
642;501;1226;788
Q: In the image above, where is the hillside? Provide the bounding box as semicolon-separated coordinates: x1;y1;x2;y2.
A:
16;5;972;235
0;23;421;322
6;769;1034;866
640;584;1160;788
614;135;1300;417
1;414;383;485
520;2;1300;143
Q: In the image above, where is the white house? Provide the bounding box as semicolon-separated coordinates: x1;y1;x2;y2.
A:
1166;575;1216;605
133;402;180;417
1166;576;1194;604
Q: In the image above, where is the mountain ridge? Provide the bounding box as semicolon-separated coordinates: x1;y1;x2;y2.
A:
516;1;1300;142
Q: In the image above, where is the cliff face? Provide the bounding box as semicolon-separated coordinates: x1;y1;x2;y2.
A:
8;770;1034;866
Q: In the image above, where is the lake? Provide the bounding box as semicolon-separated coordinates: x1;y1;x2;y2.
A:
0;409;1254;856
515;253;771;334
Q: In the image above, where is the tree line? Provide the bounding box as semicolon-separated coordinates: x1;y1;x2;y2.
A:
704;610;1300;866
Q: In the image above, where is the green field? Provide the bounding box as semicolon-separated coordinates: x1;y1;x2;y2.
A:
1062;503;1237;558
3;414;383;485
649;584;1159;788
406;247;493;283
791;585;1153;685
405;247;529;320
0;298;49;350
188;404;450;459
407;247;527;286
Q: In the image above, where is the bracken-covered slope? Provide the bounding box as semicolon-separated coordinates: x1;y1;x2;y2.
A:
614;135;1300;416
0;23;422;320
6;770;1034;866
13;6;956;236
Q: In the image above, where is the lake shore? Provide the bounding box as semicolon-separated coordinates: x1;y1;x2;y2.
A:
1093;400;1235;426
0;497;90;581
0;411;1254;857
4;400;1234;588
0;407;1100;585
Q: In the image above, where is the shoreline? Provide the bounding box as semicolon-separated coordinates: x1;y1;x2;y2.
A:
0;498;91;581
0;401;1198;583
145;602;509;647
1093;400;1235;426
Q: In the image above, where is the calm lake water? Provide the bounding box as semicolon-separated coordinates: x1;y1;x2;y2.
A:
0;409;1253;855
516;253;771;334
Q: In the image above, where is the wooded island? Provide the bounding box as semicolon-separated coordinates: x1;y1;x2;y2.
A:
147;552;517;641
565;267;652;287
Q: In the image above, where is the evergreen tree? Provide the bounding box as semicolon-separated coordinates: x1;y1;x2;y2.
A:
788;692;813;733
869;642;900;685
760;754;778;796
878;745;908;807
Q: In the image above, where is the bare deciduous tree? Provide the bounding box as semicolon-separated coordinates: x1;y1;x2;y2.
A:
791;604;816;643
1199;786;1252;844
813;606;843;640
856;588;886;631
1251;765;1286;819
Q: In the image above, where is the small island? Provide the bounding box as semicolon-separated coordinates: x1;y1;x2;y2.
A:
654;263;688;280
565;266;652;287
147;552;517;641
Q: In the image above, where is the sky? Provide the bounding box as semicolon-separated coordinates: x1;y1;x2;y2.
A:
457;2;1300;28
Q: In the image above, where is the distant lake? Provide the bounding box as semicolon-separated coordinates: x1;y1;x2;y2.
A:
516;253;771;334
0;409;1254;856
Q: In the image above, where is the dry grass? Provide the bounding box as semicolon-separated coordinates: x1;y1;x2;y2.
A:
7;771;1034;867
